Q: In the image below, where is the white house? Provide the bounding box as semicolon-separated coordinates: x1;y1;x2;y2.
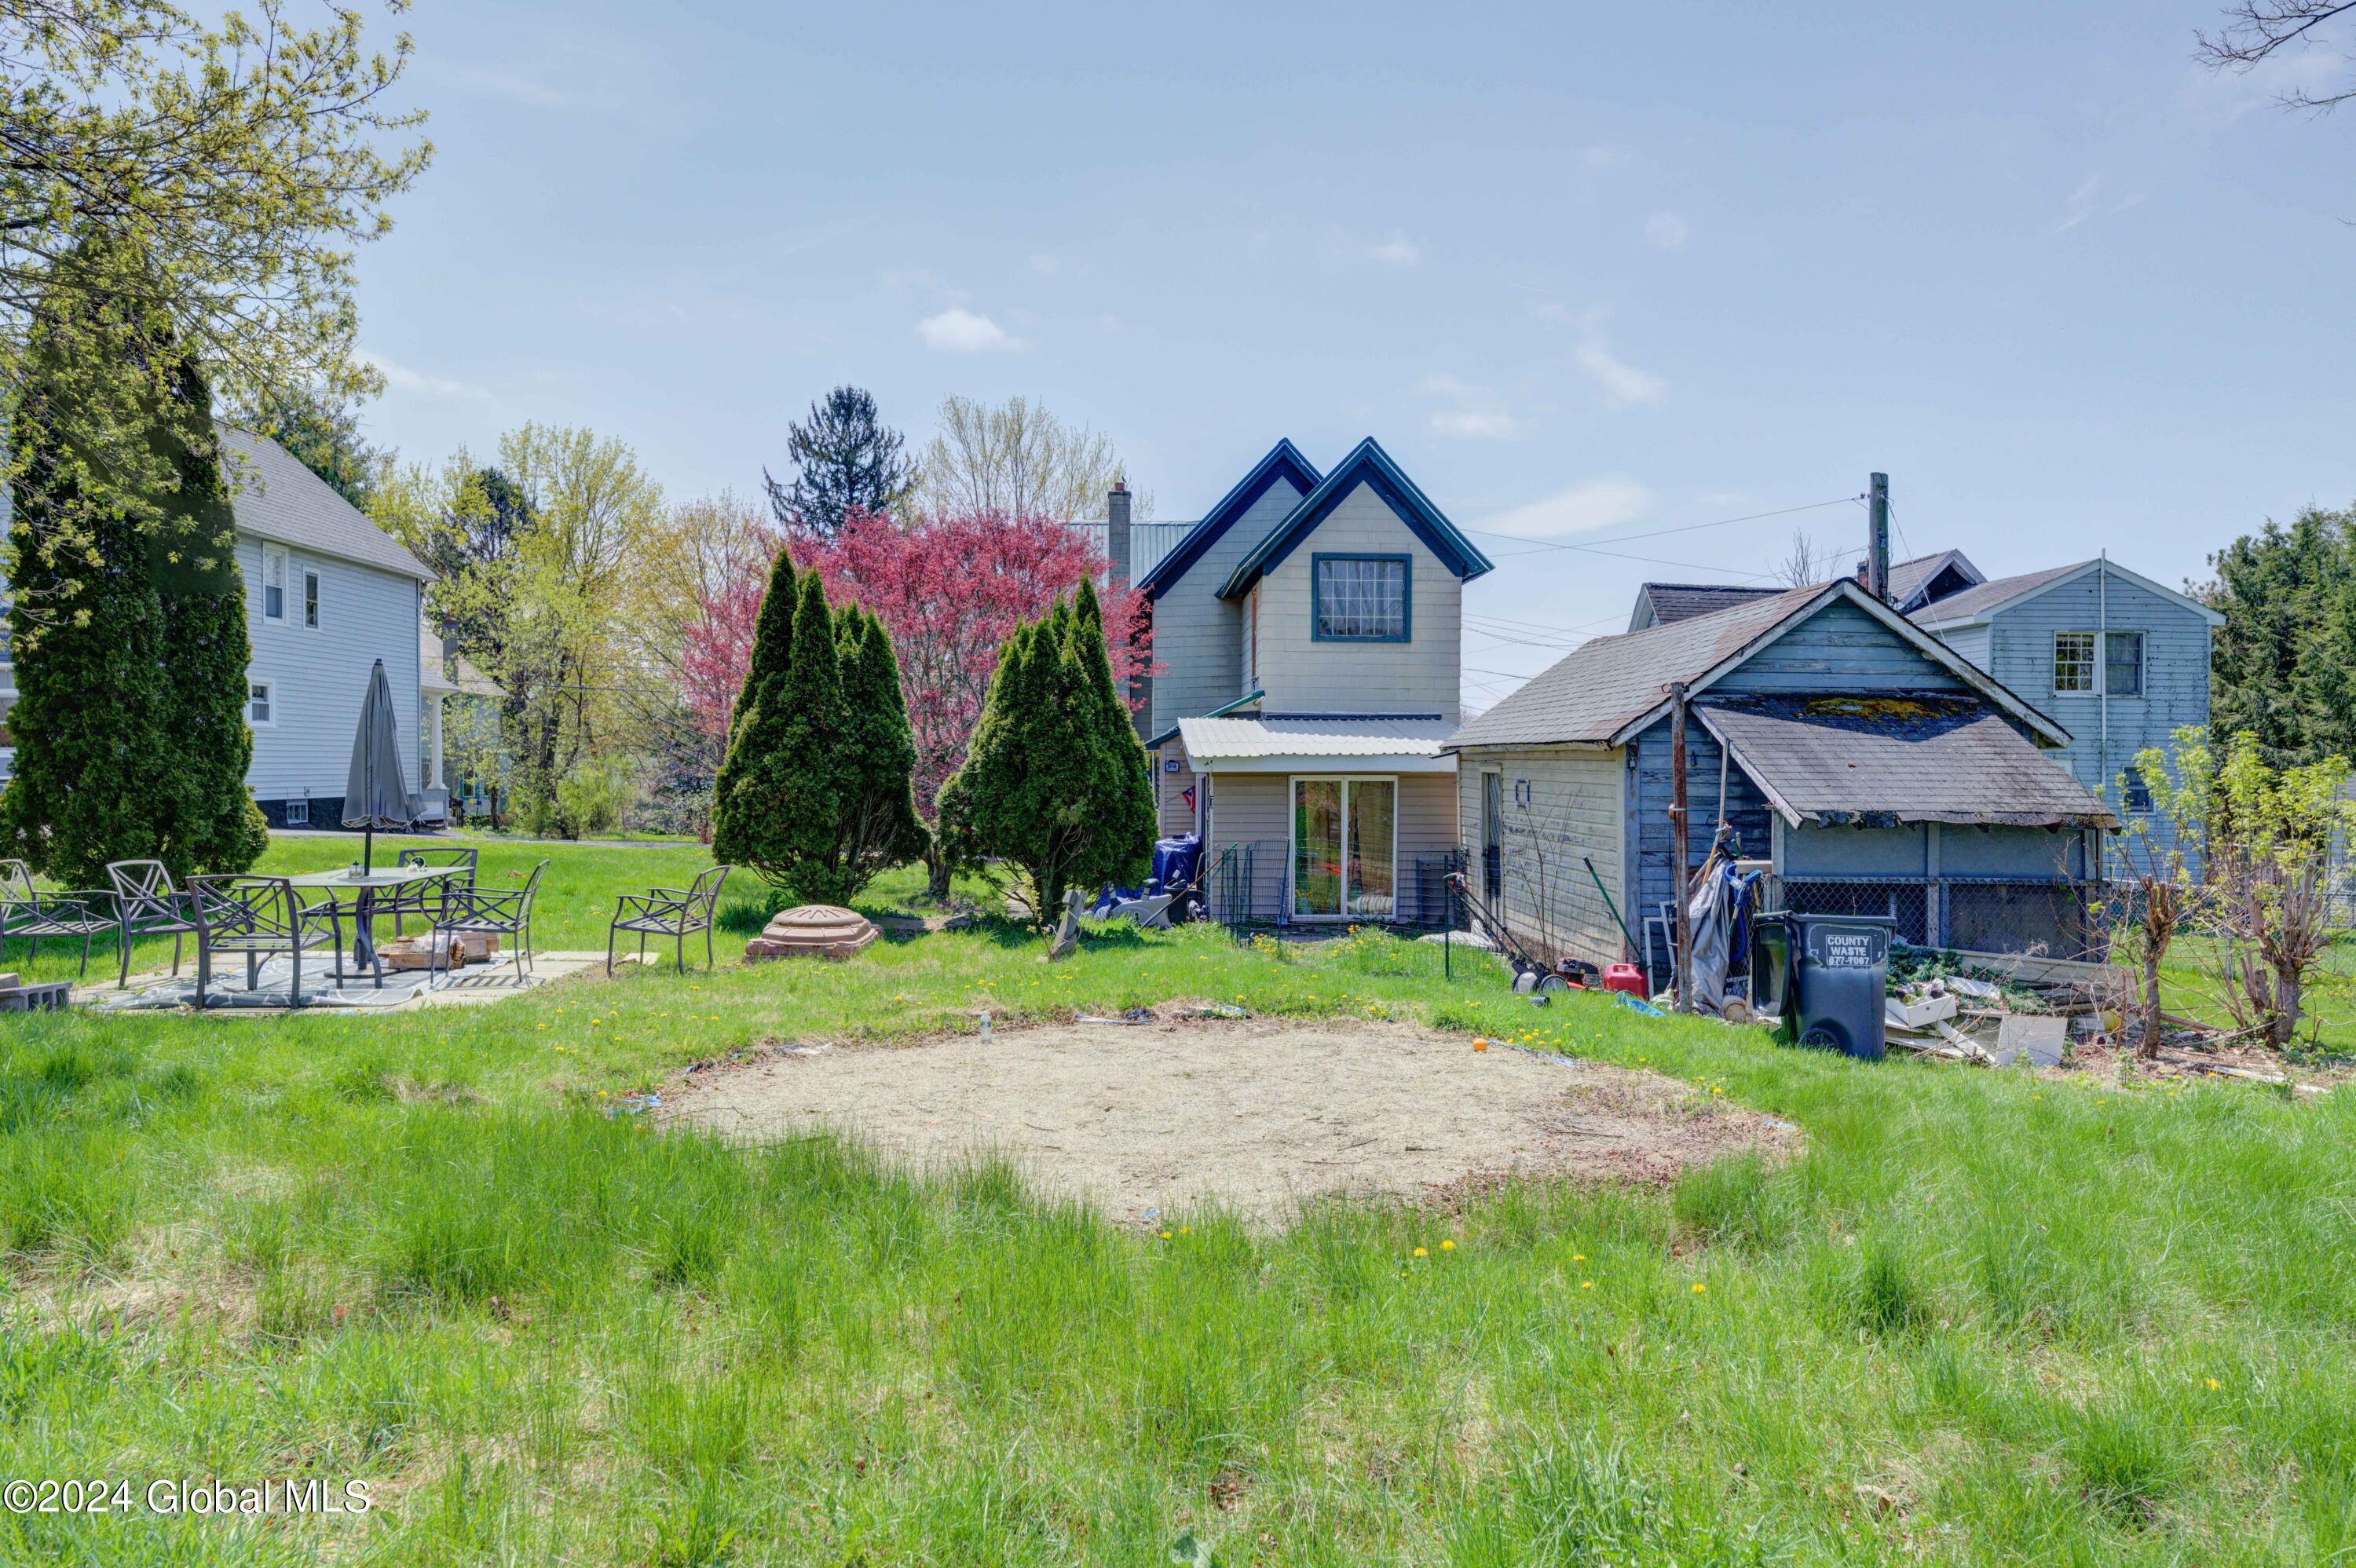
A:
1;425;463;829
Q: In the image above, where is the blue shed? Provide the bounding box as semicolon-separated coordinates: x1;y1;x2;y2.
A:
1445;579;2116;985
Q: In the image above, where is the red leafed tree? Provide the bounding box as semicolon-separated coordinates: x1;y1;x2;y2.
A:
790;508;1156;818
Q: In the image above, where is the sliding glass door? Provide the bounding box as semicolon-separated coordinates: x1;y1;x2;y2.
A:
1291;777;1397;921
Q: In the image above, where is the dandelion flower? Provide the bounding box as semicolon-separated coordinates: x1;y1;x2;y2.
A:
1440;1238;1456;1252
2205;1377;2220;1391
1413;1246;1428;1259
1581;1281;1594;1290
1572;1252;1585;1262
1691;1281;1707;1295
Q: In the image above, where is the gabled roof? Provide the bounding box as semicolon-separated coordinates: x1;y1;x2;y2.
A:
1696;694;2115;830
1136;439;1320;599
218;423;434;582
1216;437;1493;601
1885;549;1983;611
1444;578;2072;753
1627;582;1783;631
1910;557;2226;630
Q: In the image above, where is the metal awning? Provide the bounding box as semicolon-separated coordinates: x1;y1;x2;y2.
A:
1176;715;1457;774
1693;695;2117;830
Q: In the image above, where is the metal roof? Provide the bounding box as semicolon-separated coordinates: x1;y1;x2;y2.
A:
1694;694;2116;829
1629;582;1783;630
1177;714;1455;765
218;423;434;581
1446;578;2072;753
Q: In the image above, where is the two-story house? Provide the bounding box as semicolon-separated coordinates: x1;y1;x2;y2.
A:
1134;437;1492;925
1898;551;2220;861
2;425;454;830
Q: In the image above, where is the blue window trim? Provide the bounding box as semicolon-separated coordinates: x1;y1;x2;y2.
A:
1136;440;1321;600
1217;437;1492;601
1311;552;1412;643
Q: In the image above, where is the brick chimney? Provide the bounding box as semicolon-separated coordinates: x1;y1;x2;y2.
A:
1106;477;1132;589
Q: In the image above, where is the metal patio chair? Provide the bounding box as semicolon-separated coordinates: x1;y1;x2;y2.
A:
0;858;119;978
606;864;733;975
105;860;200;989
429;858;547;984
188;875;345;1008
388;846;479;934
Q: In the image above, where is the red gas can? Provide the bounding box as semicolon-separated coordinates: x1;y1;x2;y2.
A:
1601;963;1648;998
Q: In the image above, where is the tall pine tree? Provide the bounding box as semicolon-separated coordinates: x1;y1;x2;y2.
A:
829;604;928;895
937;585;1154;930
712;546;797;871
2;240;262;886
763;386;913;535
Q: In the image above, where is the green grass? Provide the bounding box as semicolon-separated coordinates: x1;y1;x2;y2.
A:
2154;932;2356;1055
3;847;2354;1563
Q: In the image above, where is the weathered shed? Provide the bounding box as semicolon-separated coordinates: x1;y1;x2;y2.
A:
1447;579;2115;984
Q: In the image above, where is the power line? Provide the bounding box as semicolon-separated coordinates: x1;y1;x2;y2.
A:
1462;494;1860;560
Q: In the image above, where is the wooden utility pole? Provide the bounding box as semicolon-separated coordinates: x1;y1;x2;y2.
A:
1670;681;1693;1012
1867;472;1890;603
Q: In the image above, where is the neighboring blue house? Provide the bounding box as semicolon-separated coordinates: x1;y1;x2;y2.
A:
1900;553;2222;862
1446;578;2116;982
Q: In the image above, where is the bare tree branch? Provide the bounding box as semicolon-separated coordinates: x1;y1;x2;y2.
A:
2197;1;2356;111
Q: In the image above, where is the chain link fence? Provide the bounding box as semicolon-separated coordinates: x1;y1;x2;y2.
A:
1780;876;2113;962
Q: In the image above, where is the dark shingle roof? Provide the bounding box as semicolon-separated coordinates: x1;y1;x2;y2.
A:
218;423;434;582
1886;549;1981;608
1908;562;2087;627
1632;582;1784;629
1449;583;1828;749
1696;694;2115;828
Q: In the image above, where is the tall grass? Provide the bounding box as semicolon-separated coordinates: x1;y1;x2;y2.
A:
2;856;2353;1561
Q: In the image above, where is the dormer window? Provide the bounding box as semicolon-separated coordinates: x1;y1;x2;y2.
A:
1314;554;1410;642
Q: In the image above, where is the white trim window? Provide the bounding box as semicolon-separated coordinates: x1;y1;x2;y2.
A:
2104;630;2144;697
303;568;320;629
284;799;310;826
248;680;276;726
262;543;288;623
2052;630;2095;694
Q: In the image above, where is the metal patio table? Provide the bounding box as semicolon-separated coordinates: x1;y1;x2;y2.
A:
286;865;465;987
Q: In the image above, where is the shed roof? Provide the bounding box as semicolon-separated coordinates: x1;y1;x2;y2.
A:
1627;582;1783;630
218;424;434;582
1694;695;2116;829
1444;578;2072;753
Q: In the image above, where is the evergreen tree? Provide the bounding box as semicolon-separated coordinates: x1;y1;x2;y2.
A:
712;568;853;899
241;389;386;509
711;547;796;870
937;586;1155;930
2204;504;2353;765
829;605;928;895
153;356;268;875
0;248;173;885
763;386;914;535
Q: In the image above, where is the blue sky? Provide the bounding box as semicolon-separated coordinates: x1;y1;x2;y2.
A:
356;2;2356;713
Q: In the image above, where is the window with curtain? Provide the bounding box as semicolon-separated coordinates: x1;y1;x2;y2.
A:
1314;555;1409;641
2105;630;2143;696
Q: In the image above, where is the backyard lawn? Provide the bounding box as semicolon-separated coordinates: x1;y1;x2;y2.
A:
2;840;2354;1564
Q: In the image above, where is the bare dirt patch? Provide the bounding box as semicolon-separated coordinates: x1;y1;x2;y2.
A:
657;1008;1799;1225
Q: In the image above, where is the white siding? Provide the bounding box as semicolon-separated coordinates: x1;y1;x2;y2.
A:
1251;479;1462;722
1455;744;1629;969
1150;478;1307;734
240;535;425;803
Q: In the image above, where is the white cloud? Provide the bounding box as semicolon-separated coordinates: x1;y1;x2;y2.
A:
1429;409;1521;440
1643;211;1688;250
2051;173;2148;236
1028;253;1061;278
916;307;1022;353
1479;477;1655;539
1574;342;1666;410
358;349;488;400
1366;232;1422;267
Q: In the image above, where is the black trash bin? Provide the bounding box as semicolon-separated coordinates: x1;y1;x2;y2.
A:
1750;912;1892;1061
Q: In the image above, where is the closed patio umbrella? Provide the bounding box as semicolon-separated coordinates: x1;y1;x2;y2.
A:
342;658;416;873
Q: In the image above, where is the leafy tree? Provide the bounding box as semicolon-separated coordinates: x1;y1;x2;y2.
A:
913;394;1151;522
0;2;430;605
936;588;1154;932
763;386;913;536
239;389;389;510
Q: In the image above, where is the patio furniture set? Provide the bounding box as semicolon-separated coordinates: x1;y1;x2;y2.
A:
2;853;741;1008
0;852;548;1008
